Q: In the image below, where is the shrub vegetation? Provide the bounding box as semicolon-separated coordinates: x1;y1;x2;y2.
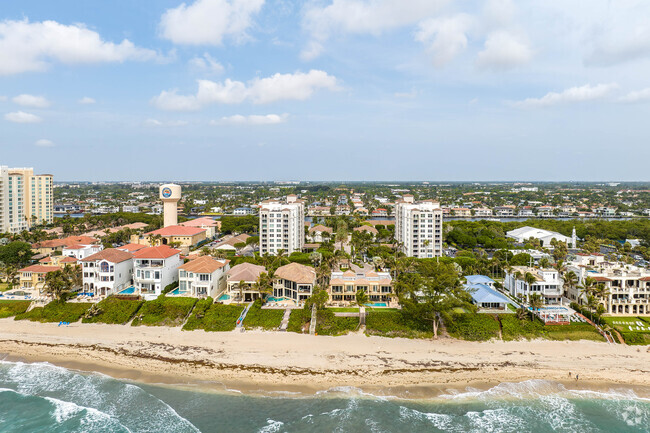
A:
184;303;244;332
15;301;92;323
442;312;500;341
81;297;143;324
243;300;284;330
131;297;197;327
365;310;433;339
0;300;31;318
315;309;358;336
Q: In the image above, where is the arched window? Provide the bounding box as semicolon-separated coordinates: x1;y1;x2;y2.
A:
100;262;110;273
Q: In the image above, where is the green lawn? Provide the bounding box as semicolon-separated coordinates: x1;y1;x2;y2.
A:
243;300;284;330
327;307;359;313
131;296;197;327
315;309;358;336
542;322;606;342
183;303;244;332
366;310;433;339
0;300;31;318
81;297;144;324
14;301;92;323
0;282;10;292
603;316;650;345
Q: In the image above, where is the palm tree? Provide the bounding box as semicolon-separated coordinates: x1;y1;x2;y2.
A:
578;276;597;304
529;293;544;313
355;287;368;307
553;260;567;275
524;272;537;303
593;283;611;314
563;270;578;298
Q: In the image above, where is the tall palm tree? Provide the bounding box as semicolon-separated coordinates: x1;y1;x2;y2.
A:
563;270;578;299
529;293;544;313
524;272;537;303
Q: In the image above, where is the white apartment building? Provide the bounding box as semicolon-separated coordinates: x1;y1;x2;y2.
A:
0;166;53;234
177;256;230;298
473;208;493;217
504;266;563;304
394;195;443;258
81;249;134;297
133;245;183;300
259;195;305;255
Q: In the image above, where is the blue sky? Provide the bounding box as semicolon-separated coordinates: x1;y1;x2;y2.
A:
1;0;649;181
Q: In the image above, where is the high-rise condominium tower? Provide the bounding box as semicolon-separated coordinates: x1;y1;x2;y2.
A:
259;195;305;255
394;194;443;258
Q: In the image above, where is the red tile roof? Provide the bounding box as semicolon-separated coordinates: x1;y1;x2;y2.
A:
179;256;230;274
19;265;60;274
133;245;181;259
117;243;148;252
82;248;134;263
146;225;206;236
32;236;99;249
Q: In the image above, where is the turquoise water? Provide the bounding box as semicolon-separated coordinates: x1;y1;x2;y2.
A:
218;294;231;301
117;287;136;295
267;296;287;303
0;360;649;432
365;302;388;307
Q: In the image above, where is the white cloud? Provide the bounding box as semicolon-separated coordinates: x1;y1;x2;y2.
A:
415;15;472;67
189;53;224;74
78;96;96;104
152;69;339;111
215;113;288;125
144;118;189;127
0;19;159;75
160;0;264;45
12;94;50;108
35;139;54;147
302;0;448;59
476;30;532;69
513;83;618;108
5;111;43;123
619;88;650;103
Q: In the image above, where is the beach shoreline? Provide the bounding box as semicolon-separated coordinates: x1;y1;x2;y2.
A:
1;318;649;399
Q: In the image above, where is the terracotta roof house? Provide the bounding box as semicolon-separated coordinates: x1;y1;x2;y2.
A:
176;256;231;298
80;248;135;297
225;262;268;302
273;263;316;303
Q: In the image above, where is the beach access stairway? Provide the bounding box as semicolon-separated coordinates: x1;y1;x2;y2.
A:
279;309;291;331
575;313;616;343
236;304;251;330
309;304;317;335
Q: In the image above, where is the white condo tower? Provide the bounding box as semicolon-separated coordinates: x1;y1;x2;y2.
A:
160;184;181;227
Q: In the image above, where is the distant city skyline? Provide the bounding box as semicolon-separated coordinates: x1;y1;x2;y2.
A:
2;0;650;181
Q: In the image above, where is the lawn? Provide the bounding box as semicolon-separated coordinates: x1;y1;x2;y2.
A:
183;302;244;332
243;300;284;330
443;313;501;341
327;307;360;313
542;322;606;342
14;301;93;323
315;309;358;336
81;297;144;324
0;300;31;318
603;316;650;345
131;296;197;327
365;310;433;339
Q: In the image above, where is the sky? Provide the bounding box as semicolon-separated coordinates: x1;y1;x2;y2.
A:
1;0;650;182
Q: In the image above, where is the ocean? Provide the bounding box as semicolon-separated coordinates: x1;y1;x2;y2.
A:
0;360;648;433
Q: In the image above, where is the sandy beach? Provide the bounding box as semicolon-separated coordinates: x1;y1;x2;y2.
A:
1;318;649;397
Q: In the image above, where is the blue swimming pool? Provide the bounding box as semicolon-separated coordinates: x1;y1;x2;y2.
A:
266;296;288;303
365;302;388;307
118;286;136;295
218;294;231;301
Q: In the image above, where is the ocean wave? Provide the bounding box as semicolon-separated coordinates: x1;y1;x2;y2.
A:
257;419;284;433
0;360;200;433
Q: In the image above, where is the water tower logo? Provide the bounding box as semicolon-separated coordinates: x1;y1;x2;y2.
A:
161;187;172;198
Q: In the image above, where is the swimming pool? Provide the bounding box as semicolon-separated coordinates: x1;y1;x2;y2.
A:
218;294;231;301
266;296;289;303
168;288;188;296
365;302;388;307
118;286;136;295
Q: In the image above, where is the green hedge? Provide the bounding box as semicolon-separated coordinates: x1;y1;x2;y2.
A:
131;297;197;327
442;313;500;341
315;309;358;336
243;300;284;330
366;310;433;339
15;301;92;323
182;298;215;331
81;297;144;324
500;315;545;341
0;300;31;318
184;303;244;332
542;322;605;342
287;308;311;333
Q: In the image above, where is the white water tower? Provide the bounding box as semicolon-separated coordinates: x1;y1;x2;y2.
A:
160;184;181;227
